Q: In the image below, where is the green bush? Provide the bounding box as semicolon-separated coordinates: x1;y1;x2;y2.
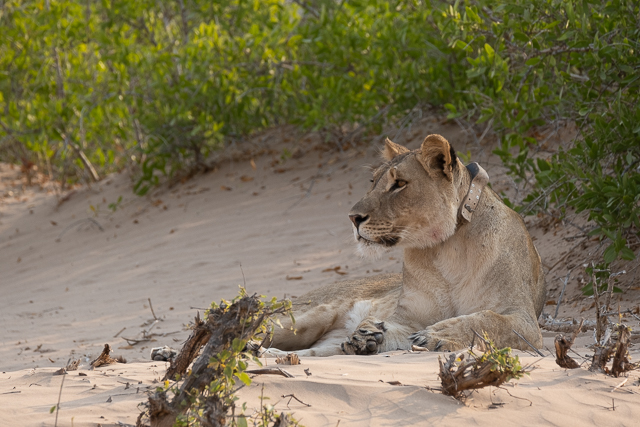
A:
1;1;463;193
437;0;639;264
1;0;638;265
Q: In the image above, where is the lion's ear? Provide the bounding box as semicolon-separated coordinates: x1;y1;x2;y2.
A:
382;138;410;160
419;134;457;181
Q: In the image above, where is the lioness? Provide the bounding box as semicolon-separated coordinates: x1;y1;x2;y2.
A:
264;134;545;356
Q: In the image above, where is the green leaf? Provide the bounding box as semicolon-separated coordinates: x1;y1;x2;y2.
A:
513;32;529;42
557;31;575;41
525;57;541;67
603;244;617;263
484;43;495;57
237;415;248;427
581;282;594;296
237;372;252;386
50;405;56;414
444;103;457;113
232;338;245;353
224;364;234;380
620;247;635;261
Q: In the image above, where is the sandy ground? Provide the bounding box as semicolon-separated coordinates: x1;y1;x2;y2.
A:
1;120;639;426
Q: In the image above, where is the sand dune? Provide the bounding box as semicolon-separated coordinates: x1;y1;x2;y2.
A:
1;124;638;426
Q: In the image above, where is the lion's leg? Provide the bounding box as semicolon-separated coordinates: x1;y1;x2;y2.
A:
409;310;542;351
265;300;389;357
341;317;416;355
266;303;341;352
258;330;349;357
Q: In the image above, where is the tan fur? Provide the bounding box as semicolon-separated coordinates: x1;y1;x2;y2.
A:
265;135;546;357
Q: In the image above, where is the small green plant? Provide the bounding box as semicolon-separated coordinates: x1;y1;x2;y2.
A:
280;148;292;163
108;196;123;213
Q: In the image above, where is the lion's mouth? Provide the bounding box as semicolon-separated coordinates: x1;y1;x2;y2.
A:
357;234;400;248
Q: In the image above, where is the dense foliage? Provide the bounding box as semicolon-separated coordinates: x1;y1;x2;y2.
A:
443;0;640;266
1;0;638;265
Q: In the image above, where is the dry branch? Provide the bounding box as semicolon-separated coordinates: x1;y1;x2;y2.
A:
587;264;637;376
590;324;638;376
611;378;628;393
554;336;581;369
282;393;311;407
554;319;583;369
65;359;81;371
610;325;636;377
246;368;294;378
438;342;525;398
90;344;121;369
539;314;595;333
275;353;300;365
138;294;291;427
440;354;509;397
163;312;210;381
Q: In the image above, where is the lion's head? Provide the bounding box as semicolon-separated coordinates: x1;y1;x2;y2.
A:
349;134;470;258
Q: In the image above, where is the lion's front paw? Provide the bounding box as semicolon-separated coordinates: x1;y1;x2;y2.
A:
341;322;386;355
409;326;466;352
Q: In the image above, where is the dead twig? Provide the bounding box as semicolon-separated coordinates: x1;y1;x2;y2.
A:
512;329;545;357
148;298;158;321
65;358;81;371
54;373;66;427
246;368;294;378
553;272;571;319
554;319;584;369
282;393;311;407
497;386;533;406
121;336;151;346
611;378;628;393
90;344;121;369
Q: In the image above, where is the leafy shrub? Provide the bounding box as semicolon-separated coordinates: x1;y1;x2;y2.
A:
1;0;638;265
438;0;639;264
140;288;296;427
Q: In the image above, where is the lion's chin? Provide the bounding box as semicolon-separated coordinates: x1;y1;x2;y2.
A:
355;240;388;260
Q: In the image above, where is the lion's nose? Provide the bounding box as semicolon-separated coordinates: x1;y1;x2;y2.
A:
349;214;369;228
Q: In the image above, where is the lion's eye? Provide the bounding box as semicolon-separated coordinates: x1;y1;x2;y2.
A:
390;180;407;192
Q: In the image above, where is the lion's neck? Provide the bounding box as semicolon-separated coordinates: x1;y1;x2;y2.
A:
401;162;487;291
401;214;478;290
